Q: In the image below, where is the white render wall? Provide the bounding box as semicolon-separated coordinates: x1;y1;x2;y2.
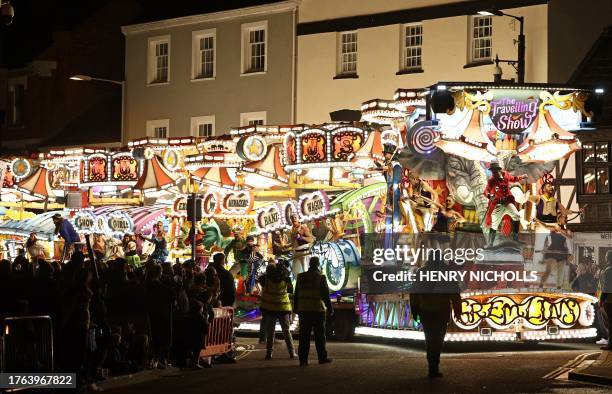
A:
296;3;548;124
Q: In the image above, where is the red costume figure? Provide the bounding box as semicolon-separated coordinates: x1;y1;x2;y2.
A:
185;226;206;265
484;162;527;244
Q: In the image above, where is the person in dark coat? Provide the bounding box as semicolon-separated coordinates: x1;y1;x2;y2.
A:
572;262;608;343
0;259;14;320
598;251;612;350
145;264;175;369
11;251;32;307
210;252;237;363
409;238;462;378
294;256;333;366
211;253;235;307
184;298;211;369
30;260;59;318
59;267;93;387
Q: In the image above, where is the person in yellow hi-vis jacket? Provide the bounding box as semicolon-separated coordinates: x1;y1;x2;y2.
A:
294;256;333;366
259;262;296;359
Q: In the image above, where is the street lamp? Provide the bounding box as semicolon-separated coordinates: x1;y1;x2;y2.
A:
69;74;125;143
478;9;525;83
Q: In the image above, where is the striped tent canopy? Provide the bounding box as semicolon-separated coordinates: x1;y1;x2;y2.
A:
242;144;288;188
15;167;55;200
516;111;581;163
92;205;167;236
351;130;384;168
0;209;69;240
134;155;179;193
435;110;498;163
190;166;239;190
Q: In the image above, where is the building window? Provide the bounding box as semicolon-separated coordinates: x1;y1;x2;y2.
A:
338;31;357;75
241;21;267;74
153;126;167;138
402;23;423;70
469;16;492;63
240;111;267;126
7;83;25;127
582;142;611;194
191;116;215;138
148;36;170;84
192;29;216;80
146;119;170;138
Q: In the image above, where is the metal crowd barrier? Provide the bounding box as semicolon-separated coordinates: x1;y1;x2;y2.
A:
200;307;234;358
1;316;54;373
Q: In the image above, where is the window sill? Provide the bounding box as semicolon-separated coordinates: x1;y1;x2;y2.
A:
396;68;424;75
463;60;494;69
241;71;267;77
191;76;216;82
333;74;359;80
147;81;170;87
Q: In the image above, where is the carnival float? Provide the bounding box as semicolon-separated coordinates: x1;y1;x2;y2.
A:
0;82;602;342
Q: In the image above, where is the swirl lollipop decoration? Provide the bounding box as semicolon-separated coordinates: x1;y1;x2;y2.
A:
409;124;439;155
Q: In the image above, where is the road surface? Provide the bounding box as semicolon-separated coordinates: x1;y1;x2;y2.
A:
103;337;608;394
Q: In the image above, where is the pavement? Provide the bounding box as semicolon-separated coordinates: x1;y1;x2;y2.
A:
97;336;612;394
568;350;612;386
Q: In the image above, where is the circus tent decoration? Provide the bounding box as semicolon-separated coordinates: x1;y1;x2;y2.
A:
190;166;239;190
434;109;498;163
516;111;581;163
134;155;179;194
15;167;56;200
350;130;384;169
242;144;288;188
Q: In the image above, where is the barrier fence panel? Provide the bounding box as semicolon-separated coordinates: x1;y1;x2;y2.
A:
200;307;234;358
1;316;54;373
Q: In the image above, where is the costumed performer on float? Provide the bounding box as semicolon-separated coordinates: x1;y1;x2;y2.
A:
528;176;581;288
138;221;168;263
25;232;47;261
52;213;81;260
483;162;528;245
375;141;403;247
432;195;466;234
398;169;419;233
185;223;207;267
240;235;264;294
225;228;247;275
529;176;582;237
406;172;440;232
290;213;314;279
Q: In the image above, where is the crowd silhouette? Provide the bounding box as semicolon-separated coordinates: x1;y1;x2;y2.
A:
0;251;234;389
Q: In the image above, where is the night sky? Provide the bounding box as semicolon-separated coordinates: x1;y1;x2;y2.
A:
1;0;284;68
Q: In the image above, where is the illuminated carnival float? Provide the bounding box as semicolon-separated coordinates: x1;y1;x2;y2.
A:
355;83;601;342
0;82;603;343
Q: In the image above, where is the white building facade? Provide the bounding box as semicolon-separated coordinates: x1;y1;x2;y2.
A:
121;1;298;143
296;0;549;123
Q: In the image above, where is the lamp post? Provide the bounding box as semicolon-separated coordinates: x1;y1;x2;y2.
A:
70;74;125;144
478;9;525;83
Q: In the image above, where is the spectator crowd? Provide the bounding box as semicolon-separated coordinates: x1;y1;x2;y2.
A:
0;249;236;390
